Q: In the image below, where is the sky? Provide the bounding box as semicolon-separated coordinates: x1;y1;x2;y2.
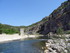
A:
0;0;66;26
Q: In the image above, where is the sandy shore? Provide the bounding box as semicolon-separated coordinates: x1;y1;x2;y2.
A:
0;34;27;43
0;34;37;43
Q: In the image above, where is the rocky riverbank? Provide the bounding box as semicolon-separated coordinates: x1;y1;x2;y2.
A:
44;39;70;53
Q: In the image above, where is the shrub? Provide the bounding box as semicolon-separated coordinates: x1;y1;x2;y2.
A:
65;30;70;34
56;27;64;35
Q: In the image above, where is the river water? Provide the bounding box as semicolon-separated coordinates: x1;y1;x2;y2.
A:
0;39;46;53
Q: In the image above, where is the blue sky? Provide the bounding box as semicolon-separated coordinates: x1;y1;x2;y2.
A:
0;0;66;26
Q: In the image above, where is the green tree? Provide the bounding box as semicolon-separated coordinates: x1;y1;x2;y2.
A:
56;27;64;37
0;29;2;34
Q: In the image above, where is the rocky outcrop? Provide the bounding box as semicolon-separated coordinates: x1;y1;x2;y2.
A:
25;1;70;35
68;0;70;2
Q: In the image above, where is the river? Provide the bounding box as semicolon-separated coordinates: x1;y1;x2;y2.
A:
0;39;46;53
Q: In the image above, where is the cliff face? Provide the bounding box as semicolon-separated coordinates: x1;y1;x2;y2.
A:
25;1;70;35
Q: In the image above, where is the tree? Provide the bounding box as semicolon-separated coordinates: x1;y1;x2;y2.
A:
0;29;2;34
56;27;64;37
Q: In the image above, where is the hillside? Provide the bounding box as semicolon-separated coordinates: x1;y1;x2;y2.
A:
0;23;19;34
0;23;27;34
25;1;70;35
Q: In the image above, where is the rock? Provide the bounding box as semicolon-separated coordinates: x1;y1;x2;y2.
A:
25;1;70;36
44;39;70;53
68;0;70;2
44;50;49;53
64;50;68;53
47;39;54;43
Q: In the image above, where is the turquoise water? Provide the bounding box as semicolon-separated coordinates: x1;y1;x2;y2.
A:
0;39;45;53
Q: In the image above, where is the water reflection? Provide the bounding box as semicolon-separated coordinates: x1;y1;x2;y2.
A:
0;39;46;53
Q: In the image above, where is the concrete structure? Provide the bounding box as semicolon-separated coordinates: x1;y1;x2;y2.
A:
20;28;24;36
